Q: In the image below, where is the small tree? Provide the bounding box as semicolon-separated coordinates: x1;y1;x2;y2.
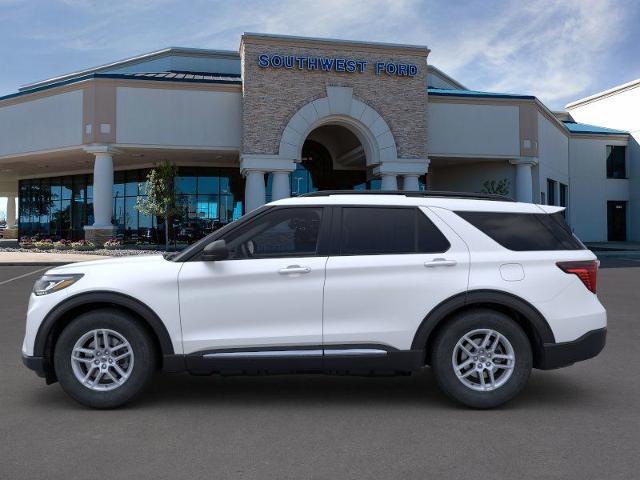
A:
481;178;511;197
136;161;181;250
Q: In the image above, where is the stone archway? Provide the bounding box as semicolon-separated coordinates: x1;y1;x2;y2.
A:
278;86;398;166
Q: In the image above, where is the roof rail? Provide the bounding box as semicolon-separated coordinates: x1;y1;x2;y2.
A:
300;190;514;202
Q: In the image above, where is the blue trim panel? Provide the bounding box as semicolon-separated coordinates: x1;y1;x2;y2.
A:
562;121;628;135
428;87;536;100
0;73;242;102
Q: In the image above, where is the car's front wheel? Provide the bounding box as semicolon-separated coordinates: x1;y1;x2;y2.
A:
53;309;157;408
431;308;532;408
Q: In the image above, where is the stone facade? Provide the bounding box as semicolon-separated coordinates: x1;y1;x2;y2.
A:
240;35;429;161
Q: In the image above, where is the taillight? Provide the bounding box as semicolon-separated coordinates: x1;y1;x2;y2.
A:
556;260;598;293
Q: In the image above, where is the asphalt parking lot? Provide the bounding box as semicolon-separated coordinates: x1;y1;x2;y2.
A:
1;258;639;479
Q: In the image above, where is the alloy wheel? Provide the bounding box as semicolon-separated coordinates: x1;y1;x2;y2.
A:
451;328;515;392
70;329;135;391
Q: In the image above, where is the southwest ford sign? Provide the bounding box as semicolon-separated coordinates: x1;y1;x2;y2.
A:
257;54;418;77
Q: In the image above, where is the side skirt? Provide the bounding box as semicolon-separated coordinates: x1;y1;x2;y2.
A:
178;346;424;377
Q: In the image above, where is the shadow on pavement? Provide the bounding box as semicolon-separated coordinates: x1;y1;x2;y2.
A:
106;368;594;411
597;257;640;269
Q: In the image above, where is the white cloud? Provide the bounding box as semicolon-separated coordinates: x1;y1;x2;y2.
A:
2;0;634;108
426;0;630;107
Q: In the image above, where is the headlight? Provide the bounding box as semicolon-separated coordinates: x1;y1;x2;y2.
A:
33;274;83;296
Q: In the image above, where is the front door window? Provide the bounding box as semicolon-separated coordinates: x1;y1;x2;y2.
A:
224;207;324;259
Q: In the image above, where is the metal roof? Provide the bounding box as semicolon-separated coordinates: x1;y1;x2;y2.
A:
19;47;240;92
562;121;628;135
428;87;535;100
122;71;241;82
0;71;241;103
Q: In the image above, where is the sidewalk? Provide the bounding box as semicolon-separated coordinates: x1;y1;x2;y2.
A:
0;251;112;266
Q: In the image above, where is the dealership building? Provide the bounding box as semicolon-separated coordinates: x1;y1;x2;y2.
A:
0;33;637;244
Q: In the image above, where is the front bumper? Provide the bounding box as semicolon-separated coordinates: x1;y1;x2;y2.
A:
538;327;607;370
23;354;57;383
22;354;47;378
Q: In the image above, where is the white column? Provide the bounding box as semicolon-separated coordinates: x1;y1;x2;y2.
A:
402;174;420;191
510;158;537;203
380;174;398;191
6;195;16;228
92;152;115;227
271;171;291;201
244;170;266;212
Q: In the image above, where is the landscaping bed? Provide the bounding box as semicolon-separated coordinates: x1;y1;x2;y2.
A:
0;247;165;257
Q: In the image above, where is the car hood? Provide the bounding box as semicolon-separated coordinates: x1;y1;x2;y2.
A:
46;254;168;274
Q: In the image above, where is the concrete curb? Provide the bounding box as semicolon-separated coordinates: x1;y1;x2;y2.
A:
0;262;78;266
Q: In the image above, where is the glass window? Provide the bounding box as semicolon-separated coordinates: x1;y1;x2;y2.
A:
61;177;72;200
124;197;138;233
198;176;218;195
49;177;61;203
72;175;86;202
176;175;197;194
559;183;568;218
341;208;414;255
606;145;626;179
113;171;125;199
547;179;556;206
225;207;323;259
417;211;451;253
125;170;139;197
18;167;244;243
339;207;449;255
87;175;93;200
455;211;585;251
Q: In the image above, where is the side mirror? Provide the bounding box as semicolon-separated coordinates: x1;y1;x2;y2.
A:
201;239;229;261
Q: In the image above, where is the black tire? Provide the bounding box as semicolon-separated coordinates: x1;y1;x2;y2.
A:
53;308;157;409
431;308;532;409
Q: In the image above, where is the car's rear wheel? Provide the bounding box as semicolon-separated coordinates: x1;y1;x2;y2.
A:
53;309;156;409
431;308;532;408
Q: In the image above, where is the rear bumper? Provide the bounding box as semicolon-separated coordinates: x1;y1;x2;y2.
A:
538;327;607;370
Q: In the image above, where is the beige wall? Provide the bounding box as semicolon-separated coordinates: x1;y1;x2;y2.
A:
569;136;629;241
568;85;640;241
427;102;520;157
0;90;83;157
115;86;242;148
240;36;428;159
537;111;569;205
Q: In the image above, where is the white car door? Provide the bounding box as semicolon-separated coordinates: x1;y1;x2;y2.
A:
323;206;469;352
178;206;329;357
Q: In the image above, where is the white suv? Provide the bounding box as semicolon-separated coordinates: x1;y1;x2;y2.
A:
22;191;607;409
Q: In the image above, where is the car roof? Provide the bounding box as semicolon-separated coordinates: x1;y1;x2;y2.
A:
268;192;564;214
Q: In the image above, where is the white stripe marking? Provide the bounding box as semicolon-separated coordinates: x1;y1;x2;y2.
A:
0;267;49;287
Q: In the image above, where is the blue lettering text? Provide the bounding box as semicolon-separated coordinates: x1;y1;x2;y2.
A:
320;57;335;71
258;54;269;68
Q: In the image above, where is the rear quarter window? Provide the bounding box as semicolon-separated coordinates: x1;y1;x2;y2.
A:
455;211;585;251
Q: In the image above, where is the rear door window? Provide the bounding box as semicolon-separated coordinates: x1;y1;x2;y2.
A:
340;207;450;255
455;211;585;251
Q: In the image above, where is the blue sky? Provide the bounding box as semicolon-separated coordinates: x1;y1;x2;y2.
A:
1;0;639;217
1;0;639;109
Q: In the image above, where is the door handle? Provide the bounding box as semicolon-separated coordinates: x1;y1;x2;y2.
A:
278;265;311;274
424;258;457;267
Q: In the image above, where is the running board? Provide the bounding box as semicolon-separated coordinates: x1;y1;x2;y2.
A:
184;347;423;376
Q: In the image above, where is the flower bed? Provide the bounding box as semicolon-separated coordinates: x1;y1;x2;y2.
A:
70;240;96;251
19;236;34;249
103;238;123;250
54;239;73;250
33;240;54;250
